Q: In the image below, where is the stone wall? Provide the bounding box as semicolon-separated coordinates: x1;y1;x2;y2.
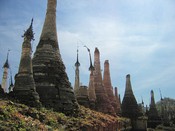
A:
77;86;90;108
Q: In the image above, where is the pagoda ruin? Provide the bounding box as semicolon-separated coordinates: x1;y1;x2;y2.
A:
147;90;161;128
32;0;78;114
114;87;121;115
122;74;140;130
93;48;115;115
13;19;40;107
85;47;96;109
74;49;80;97
122;74;139;118
1;51;10;93
103;60;118;114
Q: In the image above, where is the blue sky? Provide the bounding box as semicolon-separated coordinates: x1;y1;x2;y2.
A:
0;0;175;106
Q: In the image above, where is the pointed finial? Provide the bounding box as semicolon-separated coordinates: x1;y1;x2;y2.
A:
119;94;121;105
3;50;10;68
84;45;94;71
141;96;144;105
84;45;90;52
31;18;33;25
23;18;34;41
75;46;80;67
150;90;156;106
7;49;10;57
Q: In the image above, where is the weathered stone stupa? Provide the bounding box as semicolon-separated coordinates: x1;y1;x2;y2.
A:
122;74;141;130
88;68;96;109
121;74;139;119
93;48;115;115
148;90;159;118
103;60;118;114
32;0;78;114
119;94;121;105
73;49;90;107
86;47;96;109
74;49;80;97
1;51;10;93
114;87;121;115
147;90;161;128
13;19;40;107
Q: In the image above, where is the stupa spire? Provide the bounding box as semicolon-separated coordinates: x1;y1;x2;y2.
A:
1;50;10;93
84;46;94;70
114;87;118;100
151;90;155;105
84;46;96;109
147;90;161;128
121;74;139;119
75;48;80;67
32;0;78;114
103;60;118;114
18;19;34;74
40;0;58;43
119;94;121;105
114;87;121;115
74;48;80;96
23;18;34;41
149;90;159;116
13;19;40;107
93;47;115;115
3;50;10;68
125;74;134;95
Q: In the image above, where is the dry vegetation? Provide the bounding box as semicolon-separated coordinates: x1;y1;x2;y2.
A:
0;99;128;131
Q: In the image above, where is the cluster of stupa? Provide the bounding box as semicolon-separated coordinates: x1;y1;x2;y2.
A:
0;0;163;130
73;47;121;116
73;47;161;130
